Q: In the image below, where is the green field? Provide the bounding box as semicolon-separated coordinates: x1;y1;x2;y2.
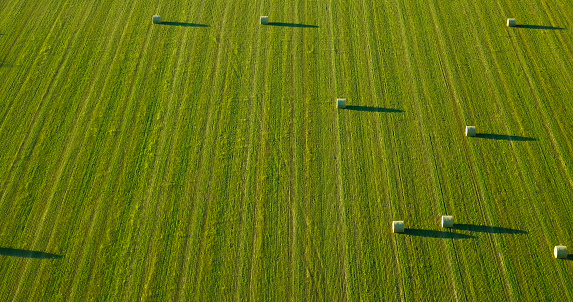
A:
1;0;573;300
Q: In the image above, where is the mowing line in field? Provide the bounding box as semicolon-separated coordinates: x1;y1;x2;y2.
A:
148;1;214;298
59;1;158;300
246;2;281;297
357;0;407;299
0;0;72;212
344;0;382;299
286;1;302;300
509;39;573;191
9;2;114;300
456;1;538;298
190;7;248;301
137;7;202;300
231;26;261;302
467;1;573;296
304;13;326;299
497;0;573;204
168;0;217;297
182;1;244;299
386;0;439;299
0;0;56;69
326;0;352;299
426;0;537;299
25;1;145;299
493;3;573;298
397;1;454;298
463;2;567;299
0;0;52;86
144;1;212;300
423;1;507;300
376;0;410;297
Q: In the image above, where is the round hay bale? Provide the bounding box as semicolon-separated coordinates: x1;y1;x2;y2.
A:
260;16;269;25
336;98;347;109
152;15;162;24
465;126;477;137
507;18;516;27
441;215;454;228
554;246;568;259
392;221;405;233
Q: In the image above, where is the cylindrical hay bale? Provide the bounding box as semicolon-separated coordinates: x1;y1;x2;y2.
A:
336;98;347;109
152;15;162;24
507;18;516;27
442;216;454;228
466;126;477;137
554;246;568;259
392;221;405;233
260;16;269;25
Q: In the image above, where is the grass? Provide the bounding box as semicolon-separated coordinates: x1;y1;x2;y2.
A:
0;0;572;300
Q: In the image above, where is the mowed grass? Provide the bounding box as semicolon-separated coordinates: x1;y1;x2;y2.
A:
0;0;573;300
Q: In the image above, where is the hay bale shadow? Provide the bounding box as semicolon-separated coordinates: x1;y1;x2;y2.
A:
160;22;209;27
453;224;528;234
475;133;537;141
344;106;404;113
0;247;63;259
267;22;319;28
514;25;565;30
404;228;475;239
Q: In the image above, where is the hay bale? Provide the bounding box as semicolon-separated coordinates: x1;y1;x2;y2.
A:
336;98;347;109
465;126;477;137
554;246;568;259
392;221;405;233
441;215;454;228
152;15;162;24
507;18;516;27
260;16;269;25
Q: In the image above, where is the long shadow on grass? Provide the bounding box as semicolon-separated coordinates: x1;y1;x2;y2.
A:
475;133;537;142
267;22;319;28
453;224;527;234
345;106;404;113
404;229;475;239
0;247;63;259
160;22;209;27
514;25;566;30
566;255;573;261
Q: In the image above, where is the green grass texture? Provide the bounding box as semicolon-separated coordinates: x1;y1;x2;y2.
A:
0;0;572;300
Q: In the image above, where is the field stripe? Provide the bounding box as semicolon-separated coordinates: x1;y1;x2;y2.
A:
153;2;213;300
56;1;157;300
354;0;403;299
287;1;303;300
359;0;409;299
326;0;352;300
495;1;573;296
230;2;264;300
8;2;114;300
136;4;206;300
394;1;463;299
463;2;571;299
176;1;250;300
247;2;281;298
0;0;71;211
24;0;145;299
423;0;534;299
